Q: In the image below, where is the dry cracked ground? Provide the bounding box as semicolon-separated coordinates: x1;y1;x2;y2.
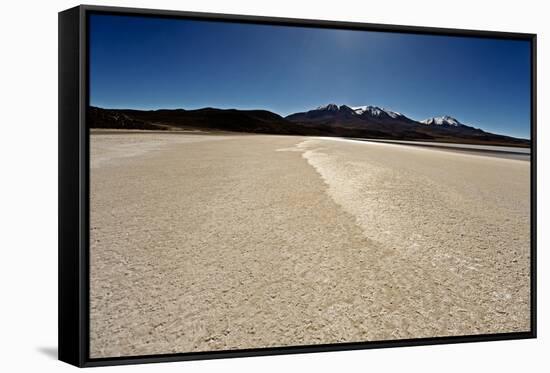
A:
89;132;530;358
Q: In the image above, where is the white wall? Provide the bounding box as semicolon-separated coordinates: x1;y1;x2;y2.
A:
0;0;546;371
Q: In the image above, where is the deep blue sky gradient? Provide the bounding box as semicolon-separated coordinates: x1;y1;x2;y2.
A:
89;14;531;138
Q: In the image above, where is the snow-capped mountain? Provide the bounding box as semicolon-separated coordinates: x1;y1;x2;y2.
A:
285;103;417;130
311;103;405;119
420;115;463;127
315;103;341;111
297;103;415;123
291;104;477;132
352;105;402;119
284;102;502;140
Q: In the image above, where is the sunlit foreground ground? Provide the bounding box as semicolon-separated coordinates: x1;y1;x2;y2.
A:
90;131;530;358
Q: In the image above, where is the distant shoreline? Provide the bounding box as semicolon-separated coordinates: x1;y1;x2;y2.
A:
90;128;531;152
349;138;530;161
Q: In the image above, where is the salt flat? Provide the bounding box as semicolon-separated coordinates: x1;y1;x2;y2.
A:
90;132;531;358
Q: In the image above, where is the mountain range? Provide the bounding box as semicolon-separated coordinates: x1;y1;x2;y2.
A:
89;104;530;147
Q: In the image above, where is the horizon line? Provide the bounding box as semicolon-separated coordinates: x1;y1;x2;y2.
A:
89;104;531;140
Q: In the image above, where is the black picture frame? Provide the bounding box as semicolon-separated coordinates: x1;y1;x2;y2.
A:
58;4;537;368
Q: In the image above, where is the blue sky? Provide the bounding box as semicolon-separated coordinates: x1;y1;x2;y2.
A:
89;14;531;138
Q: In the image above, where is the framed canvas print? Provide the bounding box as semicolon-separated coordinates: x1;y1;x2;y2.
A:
58;5;537;367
